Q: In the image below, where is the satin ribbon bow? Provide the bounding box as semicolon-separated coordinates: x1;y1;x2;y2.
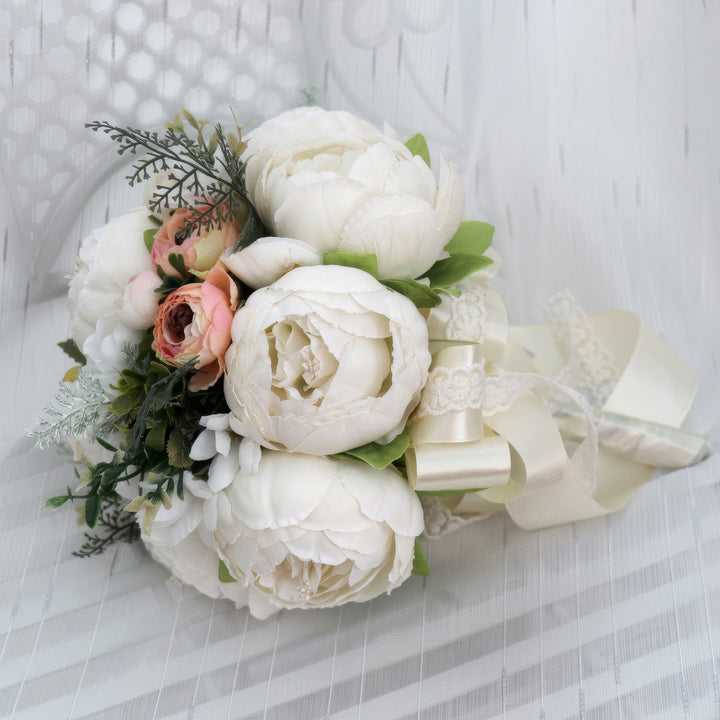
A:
406;279;708;530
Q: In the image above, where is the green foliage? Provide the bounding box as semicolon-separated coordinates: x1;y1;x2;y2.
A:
43;495;70;510
405;133;431;168
57;339;87;366
323;251;379;278
232;205;267;253
422;255;493;288
218;559;237;583
72;495;140;557
334;427;412;469
415;488;485;497
420;220;495;289
381;278;442;308
143;227;158;253
443;220;494;257
412;539;430;576
87;108;262;242
45;333;229;537
296;86;321;106
30;367;112;448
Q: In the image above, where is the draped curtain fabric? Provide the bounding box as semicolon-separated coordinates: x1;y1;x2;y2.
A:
1;1;718;718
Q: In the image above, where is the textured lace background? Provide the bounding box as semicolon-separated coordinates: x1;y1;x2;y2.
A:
2;1;719;718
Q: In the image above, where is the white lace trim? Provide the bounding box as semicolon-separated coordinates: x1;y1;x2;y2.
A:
416;360;486;417
444;281;487;343
420;495;486;538
544;290;617;408
484;373;538;416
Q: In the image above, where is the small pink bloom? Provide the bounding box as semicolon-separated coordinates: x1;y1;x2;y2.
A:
151;205;242;279
118;270;163;330
153;267;239;391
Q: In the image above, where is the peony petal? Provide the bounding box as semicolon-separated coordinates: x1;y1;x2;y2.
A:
207;450;238;492
339;194;443;280
269;170;373;252
223;237;323;289
189;428;218;461
227;453;334;529
433;156;465;242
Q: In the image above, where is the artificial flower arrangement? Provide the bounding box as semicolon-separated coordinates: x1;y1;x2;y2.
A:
33;106;707;619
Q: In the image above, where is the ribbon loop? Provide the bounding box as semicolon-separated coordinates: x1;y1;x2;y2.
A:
409;280;707;533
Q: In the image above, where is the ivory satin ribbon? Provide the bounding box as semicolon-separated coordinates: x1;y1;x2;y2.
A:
405;284;708;531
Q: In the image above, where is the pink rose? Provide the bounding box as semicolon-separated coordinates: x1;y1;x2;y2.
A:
150;205;242;279
152;267;239;391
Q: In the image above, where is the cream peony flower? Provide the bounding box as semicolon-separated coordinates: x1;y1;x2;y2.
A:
216;452;424;619
68;207;156;348
242;106;464;280
224;264;431;456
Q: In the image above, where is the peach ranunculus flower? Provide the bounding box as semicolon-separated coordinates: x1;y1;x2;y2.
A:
150;205;244;279
152;267;239;391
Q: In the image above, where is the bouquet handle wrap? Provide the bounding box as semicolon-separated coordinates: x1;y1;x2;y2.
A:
406;289;707;530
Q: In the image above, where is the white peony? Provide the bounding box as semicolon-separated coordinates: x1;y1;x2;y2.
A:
224;265;431;456
68;206;156;348
216;452;424;619
242;106;464;280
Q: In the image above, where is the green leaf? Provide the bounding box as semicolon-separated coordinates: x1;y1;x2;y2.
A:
334;427;411;469
108;387;143;417
167;429;193;469
96;437;118;453
416;488;485;497
43;495;70;510
405;133;431;168
381;279;442;308
233;208;267;252
84;493;101;528
218;559;237;583
167;253;188;277
422;254;493;288
183;108;200;130
145;422;166;452
143;227;158;253
444;220;494;258
57;339;87;366
323;252;378;278
412;539;430;576
149;215;162;226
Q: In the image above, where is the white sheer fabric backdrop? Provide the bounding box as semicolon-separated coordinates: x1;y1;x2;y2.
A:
2;1;719;718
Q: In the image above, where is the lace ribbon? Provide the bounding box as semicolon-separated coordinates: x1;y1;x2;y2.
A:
409;277;708;534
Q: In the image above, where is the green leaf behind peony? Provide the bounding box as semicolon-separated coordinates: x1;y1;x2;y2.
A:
415;488;485;497
444;220;494;258
218;559;237;583
334;427;411;469
232;205;267;252
143;227;158;253
57;339;87;366
412;538;430;576
404;133;431;168
323;251;379;278
381;279;442;308
167;428;193;468
422;254;493;288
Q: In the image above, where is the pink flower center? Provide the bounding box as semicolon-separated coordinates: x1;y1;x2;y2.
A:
166;302;194;342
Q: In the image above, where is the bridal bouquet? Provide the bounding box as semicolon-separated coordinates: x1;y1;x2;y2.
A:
33;106;707;619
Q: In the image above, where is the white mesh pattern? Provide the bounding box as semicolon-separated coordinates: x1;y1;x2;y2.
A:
2;0;307;278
